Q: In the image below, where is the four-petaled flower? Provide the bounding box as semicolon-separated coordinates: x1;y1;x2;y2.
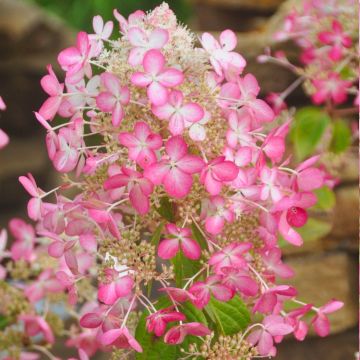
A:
131;49;184;106
146;307;186;336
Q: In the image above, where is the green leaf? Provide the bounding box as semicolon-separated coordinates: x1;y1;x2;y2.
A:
293;107;330;160
150;222;164;247
330;120;351;154
0;314;10;330
206;295;250;335
313;186;336;211
171;251;201;288
156;197;175;222
191;223;208;250
296;217;332;242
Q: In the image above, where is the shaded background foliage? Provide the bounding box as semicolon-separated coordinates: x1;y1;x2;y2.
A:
27;0;192;30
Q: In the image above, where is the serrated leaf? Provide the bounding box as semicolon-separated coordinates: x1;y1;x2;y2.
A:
313;186;336;211
293;107;330;160
330;120;351;154
156;197;175;222
207;295;250;335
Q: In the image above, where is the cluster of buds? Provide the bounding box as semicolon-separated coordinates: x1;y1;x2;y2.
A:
0;3;343;359
262;0;358;115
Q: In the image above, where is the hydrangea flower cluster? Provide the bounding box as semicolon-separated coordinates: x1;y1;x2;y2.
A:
0;3;344;359
263;0;358;115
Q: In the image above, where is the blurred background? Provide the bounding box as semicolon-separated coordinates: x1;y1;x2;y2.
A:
0;0;357;359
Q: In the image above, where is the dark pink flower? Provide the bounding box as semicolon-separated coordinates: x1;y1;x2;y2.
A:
19;315;55;344
146;307;186;336
158;223;201;260
97;268;134;305
312;300;343;337
200;156;238;195
189;275;234;309
247;315;293;356
100;326;142;352
220;267;259;297
104;167;154;214
208;242;252;273
118;121;162;169
144;136;204;198
164;322;211;345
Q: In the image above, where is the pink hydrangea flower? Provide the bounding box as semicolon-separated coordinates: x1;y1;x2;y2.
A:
104;167;154;214
127;26;169;66
146;307;186;336
118;121;162;168
19;315;55;344
100;326;143;352
247;315;293;356
38;65;64;121
96;72;130;127
152;90;204;135
97;268;134;305
209;242;252;273
312;73;352;105
318;20;352;61
200;156;239;195
158;223;201;260
144;136;204;198
220;267;259;297
164;322;211;345
189;275;234;309
131;49;184;106
203;196;235;235
312;300;344;337
200;30;246;77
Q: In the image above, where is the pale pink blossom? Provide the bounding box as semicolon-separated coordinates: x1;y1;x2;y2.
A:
312;300;344;337
152;90;204;135
220;267;259;297
20;315;55;344
201;30;246;77
100;326;142;352
128;26;169;66
131;49;184;106
96;72;130;127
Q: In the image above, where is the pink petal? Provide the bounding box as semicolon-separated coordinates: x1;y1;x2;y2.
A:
163;168;193;198
148;28;169;48
157;68;184;87
212;159;238;181
152;103;175;119
279;212;303;246
165;135;187;160
180;103;204;123
127;27;147;47
143;49;165;75
219;29;237;51
297;168;324;191
211;284;234;302
80;313;103;328
180;237;201;260
248;99;274;123
0;129;9;149
115;275;134;297
205;215;224;235
98;282;118;305
158;238;180;259
39;96;62;120
19;175;38;197
169;113;185;135
257;331;274;356
129;184;149;214
144;162;168;185
147;81;168;106
131;72;152;87
128;47;147;67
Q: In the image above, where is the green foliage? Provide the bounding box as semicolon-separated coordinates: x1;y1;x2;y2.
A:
206;295;250;336
156;197;175;222
292;107;330;160
28;0;191;31
330;119;351;154
135;297;208;360
171;251;201;288
0;314;10;330
313;186;336;211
